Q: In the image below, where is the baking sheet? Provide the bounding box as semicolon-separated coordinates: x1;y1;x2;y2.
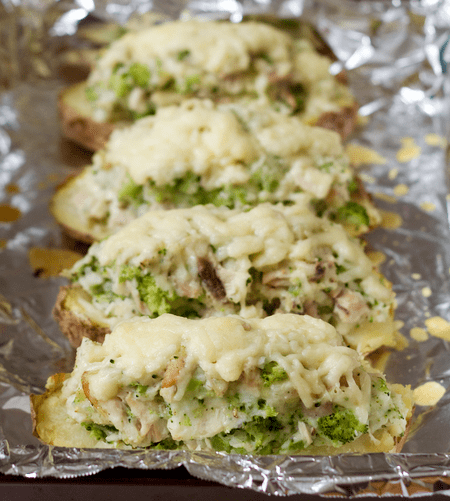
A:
1;0;450;496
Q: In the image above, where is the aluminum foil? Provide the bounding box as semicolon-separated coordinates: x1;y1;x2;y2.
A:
1;0;450;496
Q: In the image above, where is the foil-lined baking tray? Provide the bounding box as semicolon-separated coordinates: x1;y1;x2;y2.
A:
1;0;450;496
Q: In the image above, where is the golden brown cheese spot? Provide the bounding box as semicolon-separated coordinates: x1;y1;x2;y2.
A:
420;201;436;212
424;133;447;148
413;381;446;406
380;210;402;230
396;137;421;163
345;143;387;167
393;184;409;197
373;192;397;204
425;316;450;341
366;250;386;267
388;168;398;180
410;327;428;342
0;204;21;223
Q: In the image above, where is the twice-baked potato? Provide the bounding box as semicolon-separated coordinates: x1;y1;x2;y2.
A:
31;313;413;453
53;203;404;355
59;19;359;151
52;98;378;245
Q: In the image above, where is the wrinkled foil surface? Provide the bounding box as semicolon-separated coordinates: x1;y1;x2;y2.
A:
1;0;450;496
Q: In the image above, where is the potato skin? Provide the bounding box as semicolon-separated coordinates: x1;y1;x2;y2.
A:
50;173;98;245
53;285;111;348
58;83;118;152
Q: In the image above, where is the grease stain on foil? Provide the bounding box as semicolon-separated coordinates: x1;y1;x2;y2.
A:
0;203;21;223
27;247;84;278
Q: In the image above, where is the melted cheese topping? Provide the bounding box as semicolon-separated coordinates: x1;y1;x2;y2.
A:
94;203;349;268
102;99;343;188
65;313;369;414
90;20;294;80
86;19;354;123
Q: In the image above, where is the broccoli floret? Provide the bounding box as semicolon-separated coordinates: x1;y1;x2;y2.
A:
150;173;215;207
210;415;284;454
152;437;182;450
71;256;100;282
128;62;151;88
119;265;204;318
137;274;175;316
261;361;289;387
118;175;145;207
250;155;287;193
373;377;390;395
177;49;191;61
129;382;149;396
317;406;368;445
81;422;118;442
337;201;370;229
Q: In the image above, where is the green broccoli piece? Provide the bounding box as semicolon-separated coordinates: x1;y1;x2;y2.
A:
119;265;204;318
85;86;99;102
130;382;149;396
250;155;287;194
317;406;368;445
128;62;151;88
81;422;118;441
177;49;191;61
337;201;370;229
137;274;175;316
118;175;144;207
261;361;289;387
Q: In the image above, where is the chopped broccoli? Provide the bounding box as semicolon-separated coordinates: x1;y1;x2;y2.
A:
90;280;123;302
177;49;191;61
261;361;289;387
71;256;100;282
250;155;287;193
118;175;145;207
137;274;176;316
128;62;151;88
310;198;329;218
130;382;149;396
317;406;368;445
337;201;370;229
85;86;99;102
373;377;390;396
81;422;118;442
152;437;181;450
109;72;133;98
178;74;201;94
119;265;205;318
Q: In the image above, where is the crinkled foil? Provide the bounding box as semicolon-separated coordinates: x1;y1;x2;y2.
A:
1;0;450;496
